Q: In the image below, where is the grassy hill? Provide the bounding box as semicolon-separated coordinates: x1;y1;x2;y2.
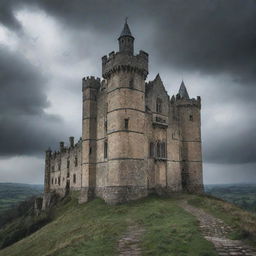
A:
0;193;256;256
0;183;43;214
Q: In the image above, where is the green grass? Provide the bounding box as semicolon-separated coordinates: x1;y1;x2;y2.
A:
187;194;256;247
0;195;217;256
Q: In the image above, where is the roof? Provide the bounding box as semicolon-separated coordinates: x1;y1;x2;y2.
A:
178;81;190;99
119;20;134;39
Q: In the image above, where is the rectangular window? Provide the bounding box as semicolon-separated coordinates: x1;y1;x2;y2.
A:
189;115;193;121
149;142;155;158
156;98;162;113
156;142;161;158
73;174;76;184
67;160;70;168
75;157;78;167
104;120;108;131
104;141;108;159
67;172;70;178
89;147;92;155
124;118;129;129
51;178;53;184
160;142;166;158
58;177;60;186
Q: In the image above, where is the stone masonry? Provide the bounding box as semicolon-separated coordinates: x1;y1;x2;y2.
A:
43;21;204;206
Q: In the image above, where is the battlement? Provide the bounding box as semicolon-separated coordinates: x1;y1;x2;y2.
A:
82;76;101;91
102;50;148;79
47;137;82;160
170;95;201;108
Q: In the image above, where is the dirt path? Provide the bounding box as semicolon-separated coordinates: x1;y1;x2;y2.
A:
118;225;144;256
180;200;256;256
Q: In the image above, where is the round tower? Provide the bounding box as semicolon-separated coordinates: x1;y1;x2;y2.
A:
102;21;149;204
176;81;204;193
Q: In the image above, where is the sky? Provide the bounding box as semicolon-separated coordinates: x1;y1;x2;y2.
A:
0;0;256;185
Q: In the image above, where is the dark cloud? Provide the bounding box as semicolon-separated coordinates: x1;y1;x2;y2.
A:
1;0;256;82
0;0;256;168
0;46;66;156
204;120;256;164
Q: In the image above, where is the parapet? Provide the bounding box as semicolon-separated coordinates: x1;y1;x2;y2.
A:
102;50;148;79
82;76;101;91
47;137;82;160
170;94;201;109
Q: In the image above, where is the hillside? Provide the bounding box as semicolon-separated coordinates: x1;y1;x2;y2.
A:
205;184;256;213
0;194;256;256
0;183;43;214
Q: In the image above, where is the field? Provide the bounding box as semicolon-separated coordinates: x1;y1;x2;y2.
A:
205;184;256;213
0;183;43;214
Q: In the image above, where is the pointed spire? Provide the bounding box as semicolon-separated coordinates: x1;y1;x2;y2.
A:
119;18;134;39
178;80;190;99
154;73;162;82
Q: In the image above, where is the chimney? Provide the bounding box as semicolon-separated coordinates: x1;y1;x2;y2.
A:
69;136;74;147
60;141;64;151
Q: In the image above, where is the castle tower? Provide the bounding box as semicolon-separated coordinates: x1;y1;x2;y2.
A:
101;21;149;204
80;76;101;203
176;81;203;192
44;148;52;193
118;19;134;54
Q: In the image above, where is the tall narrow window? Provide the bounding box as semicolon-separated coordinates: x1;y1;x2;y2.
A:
160;142;166;158
149;142;155;158
75;157;78;167
156;142;161;158
129;78;133;88
58;177;60;186
104;141;108;159
51;178;54;184
124;118;129;129
189;115;193;121
67;160;70;168
89;147;92;155
104;120;108;131
58;163;61;170
156;98;162;113
73;174;76;184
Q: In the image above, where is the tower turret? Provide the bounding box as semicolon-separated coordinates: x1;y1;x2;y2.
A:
175;81;203;193
44;147;52;193
178;80;190;99
118;19;134;55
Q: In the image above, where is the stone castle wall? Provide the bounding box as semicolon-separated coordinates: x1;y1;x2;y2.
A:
46;138;82;197
44;22;204;205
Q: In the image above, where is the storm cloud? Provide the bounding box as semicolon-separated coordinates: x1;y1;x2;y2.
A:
0;46;67;156
0;0;255;183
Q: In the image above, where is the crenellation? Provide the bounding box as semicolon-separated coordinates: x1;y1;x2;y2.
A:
43;20;203;206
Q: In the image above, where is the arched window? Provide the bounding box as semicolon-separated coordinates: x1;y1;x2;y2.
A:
156;98;162;113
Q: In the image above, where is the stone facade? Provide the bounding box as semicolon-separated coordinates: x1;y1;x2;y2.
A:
43;21;204;205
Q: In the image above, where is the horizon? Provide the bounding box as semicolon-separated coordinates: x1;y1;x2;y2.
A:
0;0;256;185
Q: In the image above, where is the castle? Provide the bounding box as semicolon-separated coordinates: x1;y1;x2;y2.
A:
43;21;203;206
